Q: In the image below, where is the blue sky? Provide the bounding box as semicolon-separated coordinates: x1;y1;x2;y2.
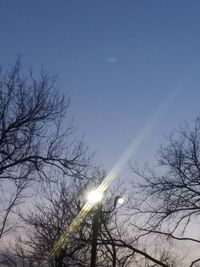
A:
1;1;200;177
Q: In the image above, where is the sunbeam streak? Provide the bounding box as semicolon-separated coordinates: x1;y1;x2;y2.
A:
49;83;185;258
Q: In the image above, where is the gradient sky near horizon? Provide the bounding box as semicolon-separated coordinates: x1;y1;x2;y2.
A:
1;0;200;178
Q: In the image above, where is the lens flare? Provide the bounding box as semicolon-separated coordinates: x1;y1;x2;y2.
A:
117;197;124;204
49;84;185;259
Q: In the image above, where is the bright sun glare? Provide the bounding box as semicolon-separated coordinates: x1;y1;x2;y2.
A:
86;190;104;204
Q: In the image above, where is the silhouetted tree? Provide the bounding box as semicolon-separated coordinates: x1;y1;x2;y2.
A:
0;59;89;240
6;177;178;267
131;117;200;267
0;59;184;267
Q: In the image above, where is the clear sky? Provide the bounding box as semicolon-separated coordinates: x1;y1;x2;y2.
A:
1;0;200;178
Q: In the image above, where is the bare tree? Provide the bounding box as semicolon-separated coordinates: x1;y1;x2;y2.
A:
6;176;178;267
0;58;186;266
6;177;96;267
131;117;200;266
0;58;89;240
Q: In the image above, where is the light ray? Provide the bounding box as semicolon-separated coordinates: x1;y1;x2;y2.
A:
49;82;185;258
